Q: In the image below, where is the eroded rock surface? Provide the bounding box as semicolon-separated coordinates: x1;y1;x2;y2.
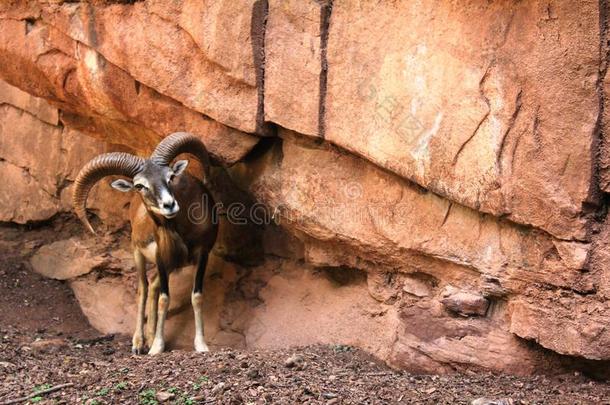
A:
227;132;610;368
1;0;609;375
325;1;600;242
440;286;489;317
264;0;323;136
0;81;131;225
31;237;109;280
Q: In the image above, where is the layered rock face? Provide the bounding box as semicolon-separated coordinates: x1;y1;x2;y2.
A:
1;0;609;374
0;80;131;226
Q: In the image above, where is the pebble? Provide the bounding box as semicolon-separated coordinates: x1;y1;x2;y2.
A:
284;354;305;370
211;382;226;395
155;391;175;402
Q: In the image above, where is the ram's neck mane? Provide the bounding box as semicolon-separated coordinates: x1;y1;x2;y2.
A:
153;220;188;269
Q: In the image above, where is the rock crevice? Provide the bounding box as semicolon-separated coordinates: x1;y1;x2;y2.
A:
317;0;332;140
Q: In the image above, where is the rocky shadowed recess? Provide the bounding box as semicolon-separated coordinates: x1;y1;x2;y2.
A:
226;131;610;373
0;0;609;376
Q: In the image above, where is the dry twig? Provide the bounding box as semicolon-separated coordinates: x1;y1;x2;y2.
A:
1;382;74;405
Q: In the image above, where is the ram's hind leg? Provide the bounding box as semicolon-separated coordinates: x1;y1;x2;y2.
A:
192;251;209;353
132;250;148;354
145;273;160;348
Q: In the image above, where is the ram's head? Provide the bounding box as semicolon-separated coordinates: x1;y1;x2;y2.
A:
73;132;211;233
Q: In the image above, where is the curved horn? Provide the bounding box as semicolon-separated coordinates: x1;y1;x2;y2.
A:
150;132;211;184
73;152;144;234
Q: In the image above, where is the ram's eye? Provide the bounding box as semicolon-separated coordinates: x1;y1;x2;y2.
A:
134;183;146;191
169;174;176;183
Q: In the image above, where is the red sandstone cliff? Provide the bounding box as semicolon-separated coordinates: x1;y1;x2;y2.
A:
0;0;609;374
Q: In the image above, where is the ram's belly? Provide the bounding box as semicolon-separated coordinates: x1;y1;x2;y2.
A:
138;240;191;270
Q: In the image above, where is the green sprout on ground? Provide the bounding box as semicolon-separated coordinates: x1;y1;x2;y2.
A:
192;376;209;390
29;383;52;403
89;400;102;405
34;384;52;393
114;382;128;391
139;388;158;405
175;395;198;405
96;387;110;397
167;387;178;394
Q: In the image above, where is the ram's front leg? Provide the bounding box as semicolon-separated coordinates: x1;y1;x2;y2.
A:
132;250;148;354
148;263;170;355
145;273;159;348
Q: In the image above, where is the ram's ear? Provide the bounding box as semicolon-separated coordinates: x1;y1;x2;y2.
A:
111;179;134;192
172;159;189;176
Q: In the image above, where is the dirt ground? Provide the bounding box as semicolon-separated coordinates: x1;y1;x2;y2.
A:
1;221;610;405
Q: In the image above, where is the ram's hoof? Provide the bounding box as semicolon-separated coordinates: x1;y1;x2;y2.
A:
132;335;147;355
194;338;209;353
148;339;165;355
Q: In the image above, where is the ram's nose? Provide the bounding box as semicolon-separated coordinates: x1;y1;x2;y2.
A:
162;200;179;218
